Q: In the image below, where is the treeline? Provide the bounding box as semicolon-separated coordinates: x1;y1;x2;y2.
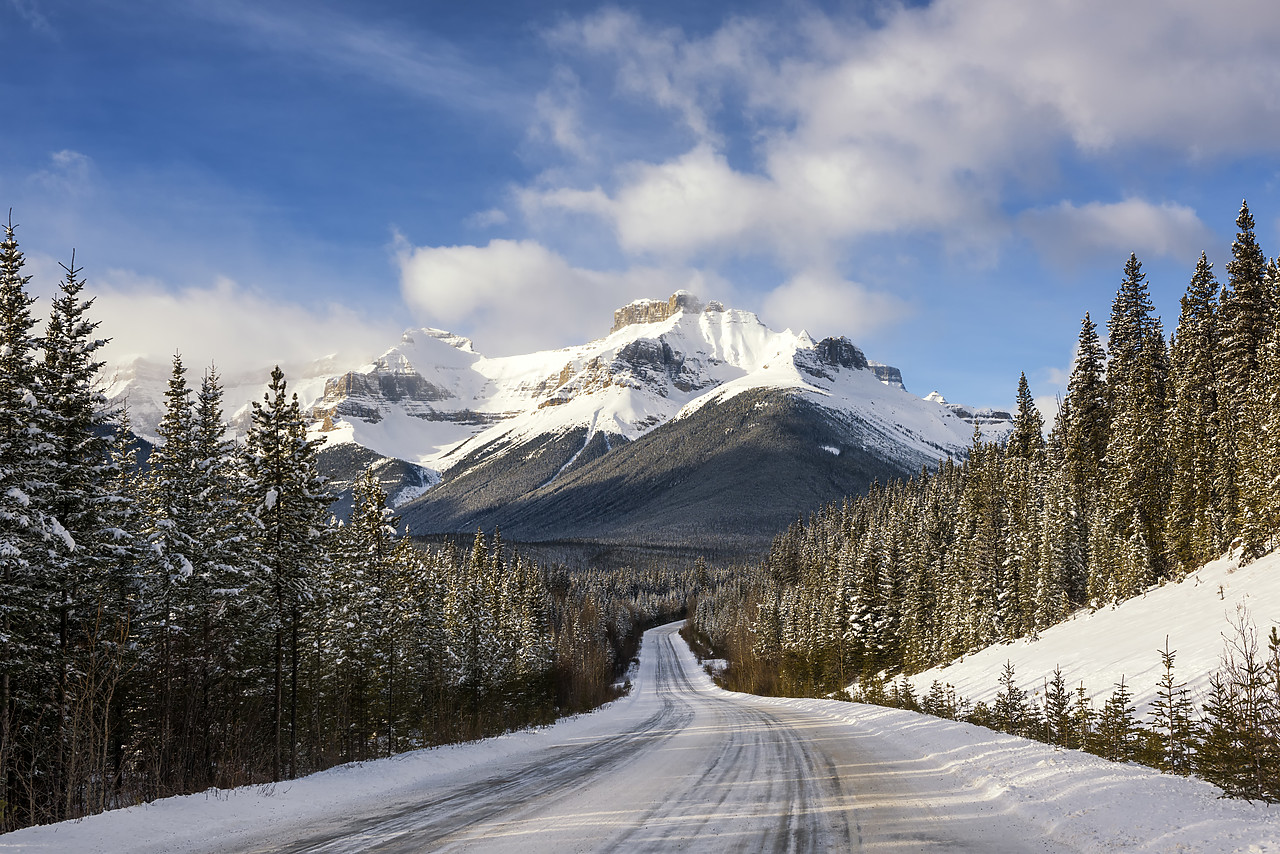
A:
857;616;1280;803
0;221;692;832
689;201;1280;698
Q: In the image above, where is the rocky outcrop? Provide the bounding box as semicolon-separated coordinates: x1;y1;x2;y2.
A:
814;337;870;370
611;291;705;333
868;362;906;390
924;391;1014;436
312;367;459;427
539;335;713;409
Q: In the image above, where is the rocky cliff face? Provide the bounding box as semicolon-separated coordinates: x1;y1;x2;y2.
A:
923;391;1014;438
611;290;707;333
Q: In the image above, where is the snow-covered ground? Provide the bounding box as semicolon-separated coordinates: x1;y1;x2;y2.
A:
906;550;1280;716
4;622;1278;853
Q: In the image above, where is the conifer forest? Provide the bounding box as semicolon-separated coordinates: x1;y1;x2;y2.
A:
0;221;695;831
686;202;1280;802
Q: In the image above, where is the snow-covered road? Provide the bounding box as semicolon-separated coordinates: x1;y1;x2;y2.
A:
187;624;1075;853
6;622;1279;852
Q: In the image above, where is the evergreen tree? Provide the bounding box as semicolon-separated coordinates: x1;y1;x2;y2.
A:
992;661;1029;736
1217;201;1273;541
1165;254;1223;572
1043;667;1072;748
242;366;330;780
0;218;55;830
1007;372;1044;462
1149;639;1195;775
1095;676;1140;762
1063;313;1109;494
1237;321;1280;559
1103;256;1171;596
37;255;123;819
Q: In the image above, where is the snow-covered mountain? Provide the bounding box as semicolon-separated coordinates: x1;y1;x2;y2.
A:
102;291;1013;542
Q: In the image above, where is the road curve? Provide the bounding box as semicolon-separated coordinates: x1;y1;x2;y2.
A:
227;623;1077;853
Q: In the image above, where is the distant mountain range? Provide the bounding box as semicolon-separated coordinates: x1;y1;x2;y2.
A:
104;291;1013;549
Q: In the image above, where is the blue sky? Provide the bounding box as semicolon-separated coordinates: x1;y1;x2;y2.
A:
4;0;1280;410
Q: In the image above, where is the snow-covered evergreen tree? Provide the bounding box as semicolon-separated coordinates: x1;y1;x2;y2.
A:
0;220;55;831
1165;254;1223;573
37;255;126;818
242;366;331;780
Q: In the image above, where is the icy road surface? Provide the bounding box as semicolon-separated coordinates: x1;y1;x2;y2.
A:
220;624;1070;853
7;621;1279;852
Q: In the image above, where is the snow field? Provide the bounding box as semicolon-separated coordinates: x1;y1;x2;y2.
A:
906;549;1280;717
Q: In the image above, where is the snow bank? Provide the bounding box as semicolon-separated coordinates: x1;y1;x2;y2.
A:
0;667;652;854
673;627;1280;853
906;550;1280;716
764;698;1280;852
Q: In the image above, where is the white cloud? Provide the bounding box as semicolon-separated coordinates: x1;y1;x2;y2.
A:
92;274;399;379
760;269;909;341
30;149;93;196
527;1;1280;264
531;66;590;158
1019;199;1215;267
395;237;723;355
464;208;509;229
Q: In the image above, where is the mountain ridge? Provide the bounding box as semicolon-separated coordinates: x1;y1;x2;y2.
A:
103;292;1014;541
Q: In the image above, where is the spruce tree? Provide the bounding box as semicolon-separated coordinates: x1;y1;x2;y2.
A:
992;660;1029;736
1165;253;1222;572
1237;322;1280;559
1095;676;1140;762
1217;201;1273;541
1043;667;1072;748
0;218;55;830
1007;372;1044;462
242;366;330;780
1063;313;1109;493
1149;639;1195;775
37;255;124;818
1103;256;1171;595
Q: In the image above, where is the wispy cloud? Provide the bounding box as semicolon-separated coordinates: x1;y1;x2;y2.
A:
187;0;528;118
1019;199;1215;268
7;0;55;37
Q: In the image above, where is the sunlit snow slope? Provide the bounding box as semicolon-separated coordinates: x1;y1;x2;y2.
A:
906;551;1280;717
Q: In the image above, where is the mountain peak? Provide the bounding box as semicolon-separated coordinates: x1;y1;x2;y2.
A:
612;291;721;333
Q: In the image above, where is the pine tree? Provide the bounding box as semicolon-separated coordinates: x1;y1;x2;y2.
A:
1007;372;1044;462
37;255;124;819
1095;676;1140;762
1149;639;1195;775
1165;254;1223;572
0;218;56;830
242;366;330;780
1217;201;1273;542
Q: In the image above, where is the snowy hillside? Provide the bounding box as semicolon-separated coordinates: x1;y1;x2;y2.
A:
906;550;1280;717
